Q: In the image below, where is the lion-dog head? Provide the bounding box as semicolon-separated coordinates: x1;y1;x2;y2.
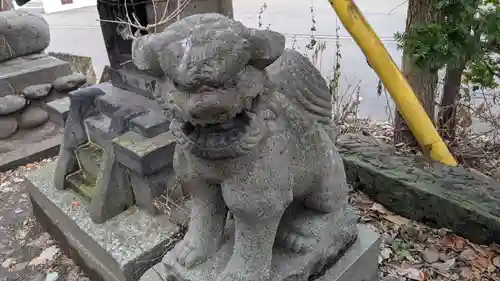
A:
132;13;286;160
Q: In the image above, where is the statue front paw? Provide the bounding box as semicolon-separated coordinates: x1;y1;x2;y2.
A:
170;235;220;268
276;229;316;254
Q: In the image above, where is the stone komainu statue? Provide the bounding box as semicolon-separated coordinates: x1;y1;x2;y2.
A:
134;13;358;281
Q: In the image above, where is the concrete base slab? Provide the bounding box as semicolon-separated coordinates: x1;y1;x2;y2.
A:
0;53;72;95
0;121;62;172
140;224;380;281
25;162;184;281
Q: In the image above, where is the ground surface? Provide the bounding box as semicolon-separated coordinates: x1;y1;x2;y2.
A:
1;156;499;281
0;158;88;281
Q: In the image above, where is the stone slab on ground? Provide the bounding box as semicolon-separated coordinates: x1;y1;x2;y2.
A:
0;175;88;281
45;97;70;126
25;162;184;281
338;133;500;246
140;224;380;281
0;121;62;173
0;54;72;96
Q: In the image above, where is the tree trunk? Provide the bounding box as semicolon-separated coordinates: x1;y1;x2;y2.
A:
394;0;440;146
438;64;465;141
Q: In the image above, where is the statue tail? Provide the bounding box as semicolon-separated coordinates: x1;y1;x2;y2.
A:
266;49;338;140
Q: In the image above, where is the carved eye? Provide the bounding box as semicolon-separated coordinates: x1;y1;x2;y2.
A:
173;81;180;88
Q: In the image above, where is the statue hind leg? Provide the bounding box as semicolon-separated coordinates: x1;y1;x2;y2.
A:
276;149;358;255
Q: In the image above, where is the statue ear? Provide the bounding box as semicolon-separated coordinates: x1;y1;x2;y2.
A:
132;34;164;76
247;29;286;69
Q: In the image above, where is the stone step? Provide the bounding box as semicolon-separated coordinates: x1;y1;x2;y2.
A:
113;131;176;177
93;83;170;138
108;67;158;100
45;97;70;126
0;54;72;95
65;171;96;202
74;143;103;182
84;114;111;148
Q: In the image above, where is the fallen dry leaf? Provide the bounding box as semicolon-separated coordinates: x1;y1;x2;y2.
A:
27;232;52;248
459;248;476;261
440;235;466;251
422;248;440;263
9;261;28;272
380;247;393;261
431;258;456;272
393;264;426;281
28;245;60;266
472;255;491;270
1;257;16;268
459;267;474;279
493;255;500;268
370;202;388;214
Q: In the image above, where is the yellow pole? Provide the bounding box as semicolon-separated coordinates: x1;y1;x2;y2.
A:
328;0;457;166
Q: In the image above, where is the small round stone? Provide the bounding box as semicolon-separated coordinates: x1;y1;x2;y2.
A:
52;73;87;92
18;106;49;129
0;95;27;116
0;117;19;139
22;84;52;100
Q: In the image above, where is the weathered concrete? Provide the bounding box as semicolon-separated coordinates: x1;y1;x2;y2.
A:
84;114;112;148
26;162;184;281
0;53;72;96
112;131;176;177
45;96;70;126
92;83;170;138
338;133;500;245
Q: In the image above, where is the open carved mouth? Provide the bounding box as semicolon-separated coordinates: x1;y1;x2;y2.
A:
182;110;252;139
171;94;267;159
180;94;262;144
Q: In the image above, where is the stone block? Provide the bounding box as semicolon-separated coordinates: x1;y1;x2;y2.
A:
93;83;169;137
45;97;70;126
140;225;380;281
0;54;72;95
338;133;500;245
94;82;161;117
84;114;112;148
129;110;171;138
26;162;183;281
47;52;97;85
108;67;158;99
130;170;179;216
112;131;176;176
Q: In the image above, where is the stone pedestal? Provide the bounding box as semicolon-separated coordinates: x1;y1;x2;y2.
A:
0;53;78;172
25;162;186;281
140;225;380;281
